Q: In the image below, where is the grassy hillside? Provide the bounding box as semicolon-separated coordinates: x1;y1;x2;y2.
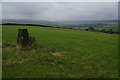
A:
2;25;118;78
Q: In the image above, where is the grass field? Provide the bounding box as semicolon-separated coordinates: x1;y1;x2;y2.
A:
2;25;118;78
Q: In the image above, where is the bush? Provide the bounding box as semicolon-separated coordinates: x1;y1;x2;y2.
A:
29;36;37;48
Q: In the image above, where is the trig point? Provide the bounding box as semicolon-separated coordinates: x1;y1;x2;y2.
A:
16;29;29;49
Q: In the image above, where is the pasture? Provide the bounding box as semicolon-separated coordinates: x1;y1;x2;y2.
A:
2;25;118;78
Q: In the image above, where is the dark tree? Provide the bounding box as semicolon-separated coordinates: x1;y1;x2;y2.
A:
100;29;106;32
88;27;95;31
85;29;89;31
108;29;113;34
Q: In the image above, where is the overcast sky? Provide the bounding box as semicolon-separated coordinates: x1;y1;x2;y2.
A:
2;2;118;21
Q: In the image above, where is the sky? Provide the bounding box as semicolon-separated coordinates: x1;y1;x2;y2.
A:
1;2;118;21
1;0;120;2
0;2;1;23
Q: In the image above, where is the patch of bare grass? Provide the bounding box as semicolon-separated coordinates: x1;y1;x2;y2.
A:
52;51;70;56
3;58;32;67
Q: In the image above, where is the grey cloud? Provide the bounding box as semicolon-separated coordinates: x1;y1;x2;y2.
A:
2;2;118;21
0;2;2;22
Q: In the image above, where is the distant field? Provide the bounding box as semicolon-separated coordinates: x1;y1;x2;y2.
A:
2;25;118;78
75;27;119;32
95;27;119;32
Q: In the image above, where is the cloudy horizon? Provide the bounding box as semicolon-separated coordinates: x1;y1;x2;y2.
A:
2;2;118;21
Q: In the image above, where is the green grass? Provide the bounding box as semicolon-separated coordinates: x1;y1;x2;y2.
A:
2;25;118;78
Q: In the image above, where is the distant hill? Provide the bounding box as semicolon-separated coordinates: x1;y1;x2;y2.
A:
2;19;69;27
2;19;118;27
56;20;118;25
